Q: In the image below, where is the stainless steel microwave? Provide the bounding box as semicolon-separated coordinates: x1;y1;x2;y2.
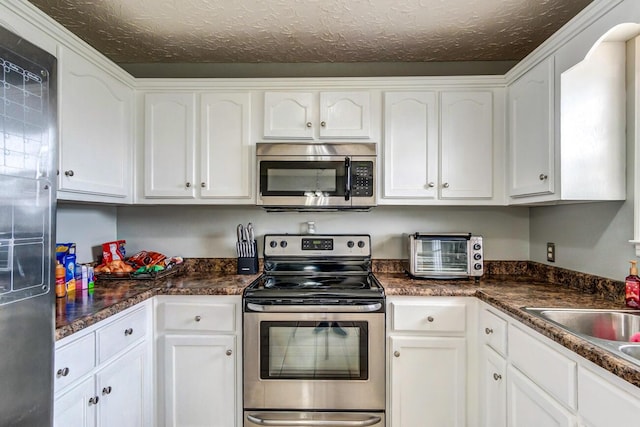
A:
256;142;376;210
403;233;484;279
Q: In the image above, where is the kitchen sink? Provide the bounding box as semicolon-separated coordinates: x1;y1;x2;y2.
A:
523;308;640;367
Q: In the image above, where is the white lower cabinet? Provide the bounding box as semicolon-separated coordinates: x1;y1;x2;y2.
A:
481;346;507;427
387;297;474;427
53;302;153;427
155;295;241;427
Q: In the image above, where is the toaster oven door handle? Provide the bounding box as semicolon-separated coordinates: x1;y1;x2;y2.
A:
344;157;351;201
247;414;381;426
246;302;382;313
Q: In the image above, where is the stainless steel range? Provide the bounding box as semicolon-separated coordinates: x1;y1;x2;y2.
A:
243;234;385;427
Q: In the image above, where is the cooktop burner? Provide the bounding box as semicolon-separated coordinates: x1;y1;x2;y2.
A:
262;275;374;290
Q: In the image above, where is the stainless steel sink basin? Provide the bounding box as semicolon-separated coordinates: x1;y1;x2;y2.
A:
523;308;640;366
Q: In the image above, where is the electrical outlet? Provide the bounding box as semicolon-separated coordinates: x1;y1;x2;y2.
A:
547;242;556;262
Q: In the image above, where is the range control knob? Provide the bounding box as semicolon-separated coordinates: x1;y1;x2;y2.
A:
474;253;482;260
473;243;482;251
269;241;278;248
357;241;365;248
347;241;355;248
280;240;288;248
474;263;483;270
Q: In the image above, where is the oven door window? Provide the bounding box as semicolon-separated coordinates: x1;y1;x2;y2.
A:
259;321;368;380
259;161;346;197
416;238;469;274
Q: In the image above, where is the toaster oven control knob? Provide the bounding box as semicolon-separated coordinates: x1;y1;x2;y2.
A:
269;240;278;248
474;263;482;270
280;240;288;248
473;243;482;251
357;240;365;248
474;253;482;260
347;241;355;248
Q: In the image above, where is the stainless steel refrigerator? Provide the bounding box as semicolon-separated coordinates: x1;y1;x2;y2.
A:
0;25;57;426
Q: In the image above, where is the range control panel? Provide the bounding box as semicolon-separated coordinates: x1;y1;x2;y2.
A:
264;234;371;257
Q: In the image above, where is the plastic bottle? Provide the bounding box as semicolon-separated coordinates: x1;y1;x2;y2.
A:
55;261;66;298
625;260;640;308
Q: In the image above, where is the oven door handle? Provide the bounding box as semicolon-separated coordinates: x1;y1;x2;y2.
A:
247;414;382;426
245;302;382;313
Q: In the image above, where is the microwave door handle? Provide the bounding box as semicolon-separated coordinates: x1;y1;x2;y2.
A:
344;157;351;201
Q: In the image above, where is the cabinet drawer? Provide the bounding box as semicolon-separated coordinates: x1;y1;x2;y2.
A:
97;307;148;364
158;301;236;332
508;324;576;409
391;302;466;333
480;309;507;356
54;332;95;393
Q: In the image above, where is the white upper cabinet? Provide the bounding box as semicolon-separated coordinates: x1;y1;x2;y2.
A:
508;57;555;198
142;91;254;203
381;89;503;205
58;45;133;202
144;93;197;199
263;91;371;140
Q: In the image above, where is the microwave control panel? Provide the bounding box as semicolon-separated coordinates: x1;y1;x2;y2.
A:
350;161;374;197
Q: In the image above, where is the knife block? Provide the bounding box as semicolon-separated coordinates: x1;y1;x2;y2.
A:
237;240;258;274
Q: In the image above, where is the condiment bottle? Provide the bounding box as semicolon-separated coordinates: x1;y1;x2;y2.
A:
55;261;66;298
625;260;640;308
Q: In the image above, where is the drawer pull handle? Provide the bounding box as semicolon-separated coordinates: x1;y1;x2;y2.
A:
124;328;134;336
195;315;202;322
64;170;74;177
320;121;326;127
102;386;112;395
57;367;70;377
226;349;233;356
88;396;99;405
485;328;494;335
306;122;312;128
493;373;502;381
427;316;434;323
393;351;400;357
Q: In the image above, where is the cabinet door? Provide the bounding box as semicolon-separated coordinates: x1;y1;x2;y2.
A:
507;366;576;427
481;346;507;427
162;335;236;427
319;91;371;138
382;92;438;200
440;91;493;199
96;343;149;427
389;335;466;427
508;57;554;197
200;93;253;201
144;93;196;198
54;376;97;427
58;46;132;200
263;92;314;139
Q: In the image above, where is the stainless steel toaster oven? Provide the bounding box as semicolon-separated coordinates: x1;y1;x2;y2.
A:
403;233;483;279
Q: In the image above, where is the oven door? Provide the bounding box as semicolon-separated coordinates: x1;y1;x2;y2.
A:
257;157;352;208
243;310;385;411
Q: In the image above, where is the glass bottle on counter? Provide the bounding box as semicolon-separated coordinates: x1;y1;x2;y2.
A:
625;260;640;308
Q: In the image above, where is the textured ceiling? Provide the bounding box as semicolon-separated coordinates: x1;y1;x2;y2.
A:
28;0;594;64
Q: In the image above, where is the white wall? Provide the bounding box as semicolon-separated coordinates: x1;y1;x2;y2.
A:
56;203;118;263
115;205;530;260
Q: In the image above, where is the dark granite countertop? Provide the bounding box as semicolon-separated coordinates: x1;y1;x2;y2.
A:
54;261;640;389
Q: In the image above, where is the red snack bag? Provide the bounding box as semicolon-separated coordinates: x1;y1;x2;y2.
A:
128;250;166;267
102;240;126;263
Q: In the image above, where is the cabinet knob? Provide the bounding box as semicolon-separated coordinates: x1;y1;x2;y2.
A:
102;386;112;395
201;182;206;188
493;373;502;381
427;316;434;323
88;396;99;405
306;122;312;128
427;182;435;188
320;121;326;127
64;170;74;177
195;315;202;322
124;328;133;336
485;328;494;335
226;349;233;356
539;173;548;181
186;182;191;188
57;367;70;377
442;182;450;188
393;351;400;358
